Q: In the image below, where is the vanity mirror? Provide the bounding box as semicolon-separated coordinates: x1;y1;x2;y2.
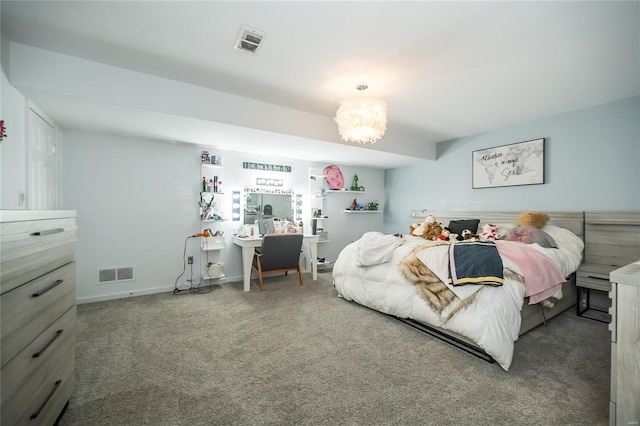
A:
244;192;294;225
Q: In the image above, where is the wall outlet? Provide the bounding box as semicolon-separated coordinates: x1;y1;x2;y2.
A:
187;256;194;264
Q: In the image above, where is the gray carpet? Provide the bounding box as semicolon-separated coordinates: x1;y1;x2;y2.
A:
59;272;610;426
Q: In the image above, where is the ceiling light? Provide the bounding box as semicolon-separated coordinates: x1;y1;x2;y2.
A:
334;83;387;144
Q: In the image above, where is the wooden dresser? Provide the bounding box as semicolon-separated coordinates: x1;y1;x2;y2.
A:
0;210;77;426
609;261;640;426
576;211;640;321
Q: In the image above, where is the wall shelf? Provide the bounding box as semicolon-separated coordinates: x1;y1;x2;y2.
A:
200;157;225;282
328;190;366;194
201;273;226;280
344;210;382;213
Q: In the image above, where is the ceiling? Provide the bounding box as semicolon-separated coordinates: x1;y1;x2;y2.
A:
2;1;639;169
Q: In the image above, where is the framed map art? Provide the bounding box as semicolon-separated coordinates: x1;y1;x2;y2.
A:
472;138;545;189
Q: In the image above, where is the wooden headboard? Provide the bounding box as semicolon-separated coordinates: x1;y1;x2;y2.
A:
409;210;585;240
584;211;640;267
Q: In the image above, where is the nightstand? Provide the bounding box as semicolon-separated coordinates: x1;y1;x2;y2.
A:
577;212;640;322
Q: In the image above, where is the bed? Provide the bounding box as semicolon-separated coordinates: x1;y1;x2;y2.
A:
333;210;585;371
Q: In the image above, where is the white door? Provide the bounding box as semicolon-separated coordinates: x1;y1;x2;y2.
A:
27;105;60;209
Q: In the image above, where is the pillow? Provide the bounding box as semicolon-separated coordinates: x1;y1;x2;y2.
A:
505;226;558;248
447;219;480;241
541;225;584;274
494;223;517;239
542;225;584;254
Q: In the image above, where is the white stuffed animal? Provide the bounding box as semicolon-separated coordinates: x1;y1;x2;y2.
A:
411;215;437;237
480;223;498;242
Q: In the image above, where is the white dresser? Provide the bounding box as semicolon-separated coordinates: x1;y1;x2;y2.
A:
609;260;640;426
0;210;77;426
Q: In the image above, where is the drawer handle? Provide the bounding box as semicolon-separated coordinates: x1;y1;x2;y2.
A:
32;329;63;358
30;228;64;236
32;279;64;298
587;275;607;281
30;379;62;420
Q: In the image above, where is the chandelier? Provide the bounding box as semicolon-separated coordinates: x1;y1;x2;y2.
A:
334;83;387;144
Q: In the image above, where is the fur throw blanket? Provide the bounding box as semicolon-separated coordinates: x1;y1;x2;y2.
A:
398;244;480;323
398;244;538;323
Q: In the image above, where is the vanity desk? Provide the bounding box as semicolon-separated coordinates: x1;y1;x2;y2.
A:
233;234;319;292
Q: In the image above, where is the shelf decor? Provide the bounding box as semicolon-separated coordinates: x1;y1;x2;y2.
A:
256;177;283;187
323;164;344;190
201;151;222;165
243;162;291;172
472;138;545;189
350;174;365;192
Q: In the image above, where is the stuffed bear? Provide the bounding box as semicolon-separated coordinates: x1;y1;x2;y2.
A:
409;215;434;235
517;212;549;229
480;223;498;241
410;215;443;240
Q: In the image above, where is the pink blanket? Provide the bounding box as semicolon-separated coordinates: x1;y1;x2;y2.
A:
495;240;566;304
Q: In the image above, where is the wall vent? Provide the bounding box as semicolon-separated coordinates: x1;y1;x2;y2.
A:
98;266;135;284
234;25;267;54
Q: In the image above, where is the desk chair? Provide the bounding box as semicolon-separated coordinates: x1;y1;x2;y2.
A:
252;234;304;292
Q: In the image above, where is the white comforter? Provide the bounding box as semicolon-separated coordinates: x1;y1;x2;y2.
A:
333;227;583;371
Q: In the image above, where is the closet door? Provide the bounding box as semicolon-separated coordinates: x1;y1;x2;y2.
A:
27;103;60;209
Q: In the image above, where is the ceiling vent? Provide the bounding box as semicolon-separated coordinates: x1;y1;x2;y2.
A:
234;25;267;54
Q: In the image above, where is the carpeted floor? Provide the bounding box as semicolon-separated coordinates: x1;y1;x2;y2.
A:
59;272;610;426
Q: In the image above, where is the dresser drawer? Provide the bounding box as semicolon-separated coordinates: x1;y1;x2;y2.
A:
1;345;74;426
0;216;75;238
1;262;75;367
1;226;76;295
1;306;75;407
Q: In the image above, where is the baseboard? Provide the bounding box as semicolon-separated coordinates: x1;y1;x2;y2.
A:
76;284;177;304
76;274;245;304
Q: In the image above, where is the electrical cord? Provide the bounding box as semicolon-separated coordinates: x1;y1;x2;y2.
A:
173;236;192;294
173;236;204;295
203;240;213;292
174;229;223;295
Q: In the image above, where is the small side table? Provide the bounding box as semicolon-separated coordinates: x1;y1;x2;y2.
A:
576;262;614;322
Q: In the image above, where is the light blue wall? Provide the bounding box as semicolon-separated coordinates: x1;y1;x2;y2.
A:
61;131;386;302
383;96;640;233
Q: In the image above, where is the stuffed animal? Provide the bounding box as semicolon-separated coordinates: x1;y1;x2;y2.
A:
461;229;479;241
437;229;450;241
410;215;443;240
517;212;549;229
423;222;443;241
409;215;434;235
480;223;498;241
